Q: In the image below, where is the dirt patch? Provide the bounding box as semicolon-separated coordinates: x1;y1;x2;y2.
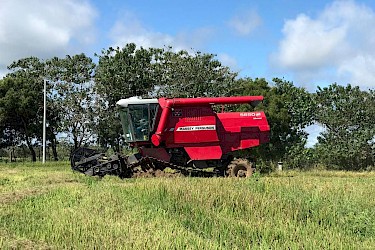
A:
0;189;43;204
0;182;81;205
0;229;52;250
1;169;19;175
133;169;184;178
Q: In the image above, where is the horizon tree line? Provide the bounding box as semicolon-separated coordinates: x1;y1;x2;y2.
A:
0;43;373;170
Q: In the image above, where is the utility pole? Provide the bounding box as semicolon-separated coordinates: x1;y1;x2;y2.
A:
43;79;46;164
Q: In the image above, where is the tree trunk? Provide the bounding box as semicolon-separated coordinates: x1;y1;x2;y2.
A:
28;144;36;162
48;131;59;161
25;136;36;162
21;118;36;162
51;138;58;161
73;136;79;150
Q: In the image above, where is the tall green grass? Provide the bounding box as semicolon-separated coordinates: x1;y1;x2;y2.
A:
1;163;374;249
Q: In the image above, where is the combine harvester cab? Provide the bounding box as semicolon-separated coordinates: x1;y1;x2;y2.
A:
71;96;270;178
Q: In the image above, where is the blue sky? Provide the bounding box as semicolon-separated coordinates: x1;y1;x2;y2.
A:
1;0;374;146
1;0;375;90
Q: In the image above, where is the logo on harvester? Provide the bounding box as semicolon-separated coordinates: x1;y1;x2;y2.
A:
176;125;216;131
240;112;261;117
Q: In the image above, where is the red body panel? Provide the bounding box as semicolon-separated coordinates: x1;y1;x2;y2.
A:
148;96;270;161
138;147;171;162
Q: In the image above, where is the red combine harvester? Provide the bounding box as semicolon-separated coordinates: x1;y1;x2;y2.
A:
71;96;270;177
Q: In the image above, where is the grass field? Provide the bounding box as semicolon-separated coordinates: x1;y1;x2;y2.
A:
0;162;374;249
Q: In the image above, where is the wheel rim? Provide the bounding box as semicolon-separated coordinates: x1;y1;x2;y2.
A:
237;169;247;177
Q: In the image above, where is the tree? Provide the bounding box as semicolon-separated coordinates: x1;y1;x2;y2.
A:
270;78;316;167
0;74;42;161
154;48;237;97
314;84;374;170
95;43;156;104
0;126;22;162
4;57;65;161
94;44;158;150
47;54;96;150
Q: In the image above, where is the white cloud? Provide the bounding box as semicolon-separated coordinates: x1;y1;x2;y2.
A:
272;0;375;88
228;10;262;36
109;14;215;52
217;53;238;69
0;70;6;80
0;0;97;72
109;18;176;50
276;14;347;70
338;54;375;86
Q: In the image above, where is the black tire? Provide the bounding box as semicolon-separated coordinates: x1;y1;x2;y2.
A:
226;159;253;177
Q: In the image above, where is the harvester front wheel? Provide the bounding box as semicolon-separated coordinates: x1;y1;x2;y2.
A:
227;159;253;177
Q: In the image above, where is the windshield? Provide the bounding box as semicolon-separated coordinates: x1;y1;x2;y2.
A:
119;108;133;141
119;104;158;142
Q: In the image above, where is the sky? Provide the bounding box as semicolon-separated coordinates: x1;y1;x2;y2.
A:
1;0;374;145
1;0;375;90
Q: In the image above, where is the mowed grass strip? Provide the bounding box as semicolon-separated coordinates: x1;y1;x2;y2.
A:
0;163;374;249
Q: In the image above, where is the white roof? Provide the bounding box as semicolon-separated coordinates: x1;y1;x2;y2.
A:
116;96;159;107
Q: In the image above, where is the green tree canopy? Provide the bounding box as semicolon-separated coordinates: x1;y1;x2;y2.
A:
154;48;237;97
0;75;42;161
46;54;96;150
95;43;157;105
314;84;375;170
94;44;158;150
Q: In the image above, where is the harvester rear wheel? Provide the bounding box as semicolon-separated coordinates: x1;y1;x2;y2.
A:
227;159;253;177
